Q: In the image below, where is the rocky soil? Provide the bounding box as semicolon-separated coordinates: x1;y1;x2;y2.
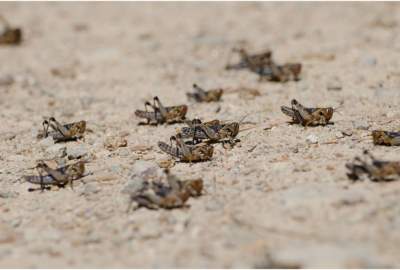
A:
1;2;400;268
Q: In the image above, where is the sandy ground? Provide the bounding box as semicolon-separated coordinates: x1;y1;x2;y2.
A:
1;2;400;268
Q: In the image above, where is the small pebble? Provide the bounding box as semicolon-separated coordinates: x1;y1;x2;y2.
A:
335;131;344;139
306;134;319;144
104;135;128;151
341;129;353;137
67;144;89;159
45;144;67;159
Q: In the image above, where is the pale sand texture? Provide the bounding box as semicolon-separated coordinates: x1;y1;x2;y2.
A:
1;2;400;268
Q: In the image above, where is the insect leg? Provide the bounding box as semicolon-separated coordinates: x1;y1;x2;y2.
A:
42;120;50;138
153;97;168;121
192;84;207;100
49;117;70;137
175;134;192;161
197;124;219;141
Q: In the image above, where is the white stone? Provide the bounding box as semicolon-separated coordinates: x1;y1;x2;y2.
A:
306;134;318;144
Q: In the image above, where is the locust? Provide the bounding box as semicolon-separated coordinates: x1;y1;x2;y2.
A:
186;83;223;103
281;99;334;126
180;118;239;145
135;96;188;125
346;150;400;182
226;48;301;82
372;130;400;146
128;169;203;210
158;133;214;162
257;62;302;82
225;48;273;71
24;160;86;191
38;117;86;142
0;15;22;45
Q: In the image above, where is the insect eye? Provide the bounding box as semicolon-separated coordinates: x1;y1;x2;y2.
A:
319;111;324;116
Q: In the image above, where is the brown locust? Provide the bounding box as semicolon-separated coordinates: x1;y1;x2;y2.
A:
186;83;223;103
226;48;301;82
281;99;334;126
346;150;400;182
225;48;273;71
128;169;203;210
372;130;400;146
135;96;188;125
39;117;86;142
158;133;213;162
180;118;239;145
0;16;22;45
24;160;86;191
257;62;302;82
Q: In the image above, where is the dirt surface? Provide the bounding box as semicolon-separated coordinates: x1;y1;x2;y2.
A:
1;2;400;268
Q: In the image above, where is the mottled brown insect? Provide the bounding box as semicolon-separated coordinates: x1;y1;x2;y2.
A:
281;99;334;126
258;62;302;82
135;96;188;125
129;169;203;210
39;117;86;142
158;133;214;162
346;150;400;182
225;48;273;71
180;119;239;145
186;83;223;103
372;130;400;146
24;160;86;191
226;48;301;82
0;16;22;45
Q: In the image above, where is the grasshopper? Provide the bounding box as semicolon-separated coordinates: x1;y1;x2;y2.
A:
180;119;239;145
372;130;400;146
158;133;214;162
257;62;302;82
346;150;400;182
39;117;86;142
225;48;273;71
135;96;188;125
24;160;86;191
281;99;334;126
226;48;301;82
186;84;223;103
129;169;203;210
0;15;22;45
